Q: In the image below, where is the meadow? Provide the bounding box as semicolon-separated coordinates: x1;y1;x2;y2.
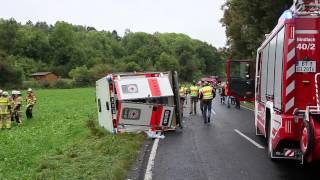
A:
0;88;145;179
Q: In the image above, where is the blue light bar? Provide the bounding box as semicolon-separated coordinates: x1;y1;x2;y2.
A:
283;10;293;19
278;10;293;23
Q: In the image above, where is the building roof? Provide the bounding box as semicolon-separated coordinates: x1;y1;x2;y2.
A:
31;72;55;76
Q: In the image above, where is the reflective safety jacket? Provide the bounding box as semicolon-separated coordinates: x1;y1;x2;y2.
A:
26;93;37;106
179;87;187;97
0;97;9;115
190;86;199;97
13;96;22;112
201;85;214;100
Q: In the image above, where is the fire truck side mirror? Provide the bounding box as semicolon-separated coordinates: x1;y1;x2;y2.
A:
245;63;250;79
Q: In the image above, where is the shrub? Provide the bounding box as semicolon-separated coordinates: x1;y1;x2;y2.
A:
52;79;73;89
22;80;41;89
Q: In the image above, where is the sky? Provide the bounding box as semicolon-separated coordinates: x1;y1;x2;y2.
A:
0;0;227;48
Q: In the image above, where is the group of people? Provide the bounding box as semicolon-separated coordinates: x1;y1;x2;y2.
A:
179;81;216;124
0;88;37;129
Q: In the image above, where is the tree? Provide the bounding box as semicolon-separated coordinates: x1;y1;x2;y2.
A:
0;18;19;54
0;52;22;87
221;0;292;58
155;52;180;72
69;66;94;87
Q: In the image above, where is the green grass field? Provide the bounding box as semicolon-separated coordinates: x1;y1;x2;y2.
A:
0;88;145;179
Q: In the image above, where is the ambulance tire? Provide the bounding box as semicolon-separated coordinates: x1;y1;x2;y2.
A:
300;121;314;161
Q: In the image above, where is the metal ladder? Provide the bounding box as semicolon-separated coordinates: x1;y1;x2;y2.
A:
291;0;320;15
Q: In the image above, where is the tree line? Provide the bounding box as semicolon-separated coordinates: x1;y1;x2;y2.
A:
220;0;293;59
0;18;225;88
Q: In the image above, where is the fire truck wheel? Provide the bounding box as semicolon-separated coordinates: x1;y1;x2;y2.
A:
300;121;314;158
267;125;274;159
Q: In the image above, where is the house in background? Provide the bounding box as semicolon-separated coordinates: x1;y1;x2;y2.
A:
31;72;59;83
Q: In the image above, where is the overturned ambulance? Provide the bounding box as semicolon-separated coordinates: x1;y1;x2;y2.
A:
96;71;182;133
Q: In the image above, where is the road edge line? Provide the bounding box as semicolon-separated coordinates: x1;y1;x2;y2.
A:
144;138;160;180
234;129;264;149
240;105;254;112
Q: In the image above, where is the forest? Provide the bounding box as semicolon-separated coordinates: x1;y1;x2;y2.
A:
0;18;224;88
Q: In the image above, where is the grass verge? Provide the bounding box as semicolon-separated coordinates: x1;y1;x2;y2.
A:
0;88;145;179
241;101;254;110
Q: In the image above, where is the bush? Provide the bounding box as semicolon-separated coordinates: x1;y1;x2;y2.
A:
69;66;95;87
40;80;51;88
52;79;74;89
22;80;41;89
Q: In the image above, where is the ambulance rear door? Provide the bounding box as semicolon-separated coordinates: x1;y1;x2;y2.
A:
96;77;114;133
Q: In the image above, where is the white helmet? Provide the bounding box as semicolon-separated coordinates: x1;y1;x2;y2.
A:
2;91;9;96
17;91;22;95
11;90;18;95
27;88;33;92
0;89;3;95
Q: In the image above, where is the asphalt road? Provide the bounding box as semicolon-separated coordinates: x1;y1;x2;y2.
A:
152;95;320;180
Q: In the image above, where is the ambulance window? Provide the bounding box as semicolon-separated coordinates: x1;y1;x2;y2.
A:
122;84;139;94
106;102;110;111
274;27;285;110
267;36;277;97
122;108;141;120
261;44;269;102
98;99;102;112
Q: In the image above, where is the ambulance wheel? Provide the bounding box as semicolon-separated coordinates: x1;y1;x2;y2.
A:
300;121;314;161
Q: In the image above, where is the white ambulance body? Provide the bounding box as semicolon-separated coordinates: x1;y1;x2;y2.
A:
96;71;181;133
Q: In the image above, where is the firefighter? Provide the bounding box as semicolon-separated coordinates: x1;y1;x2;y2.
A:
0;91;11;129
12;91;23;125
189;82;199;115
179;85;187;117
26;88;37;119
220;84;226;104
199;81;205;113
199;81;215;124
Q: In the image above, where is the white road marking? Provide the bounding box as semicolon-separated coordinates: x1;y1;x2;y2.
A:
144;138;160;180
234;129;265;149
211;110;216;115
240;105;254;112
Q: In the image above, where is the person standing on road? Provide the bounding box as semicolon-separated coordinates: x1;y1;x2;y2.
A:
199;82;215;124
0;91;12;129
199;81;205;113
189;82;199;115
179;85;187;117
26;88;37;119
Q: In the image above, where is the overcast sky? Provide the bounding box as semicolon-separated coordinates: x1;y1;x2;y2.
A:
0;0;227;48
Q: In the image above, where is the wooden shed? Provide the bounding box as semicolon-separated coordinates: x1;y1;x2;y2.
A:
31;72;59;82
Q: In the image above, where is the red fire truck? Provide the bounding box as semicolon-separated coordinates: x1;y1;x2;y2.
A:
255;0;320;163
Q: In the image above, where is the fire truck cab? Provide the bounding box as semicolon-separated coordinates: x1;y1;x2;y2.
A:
225;59;255;108
255;0;320;163
96;71;182;134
